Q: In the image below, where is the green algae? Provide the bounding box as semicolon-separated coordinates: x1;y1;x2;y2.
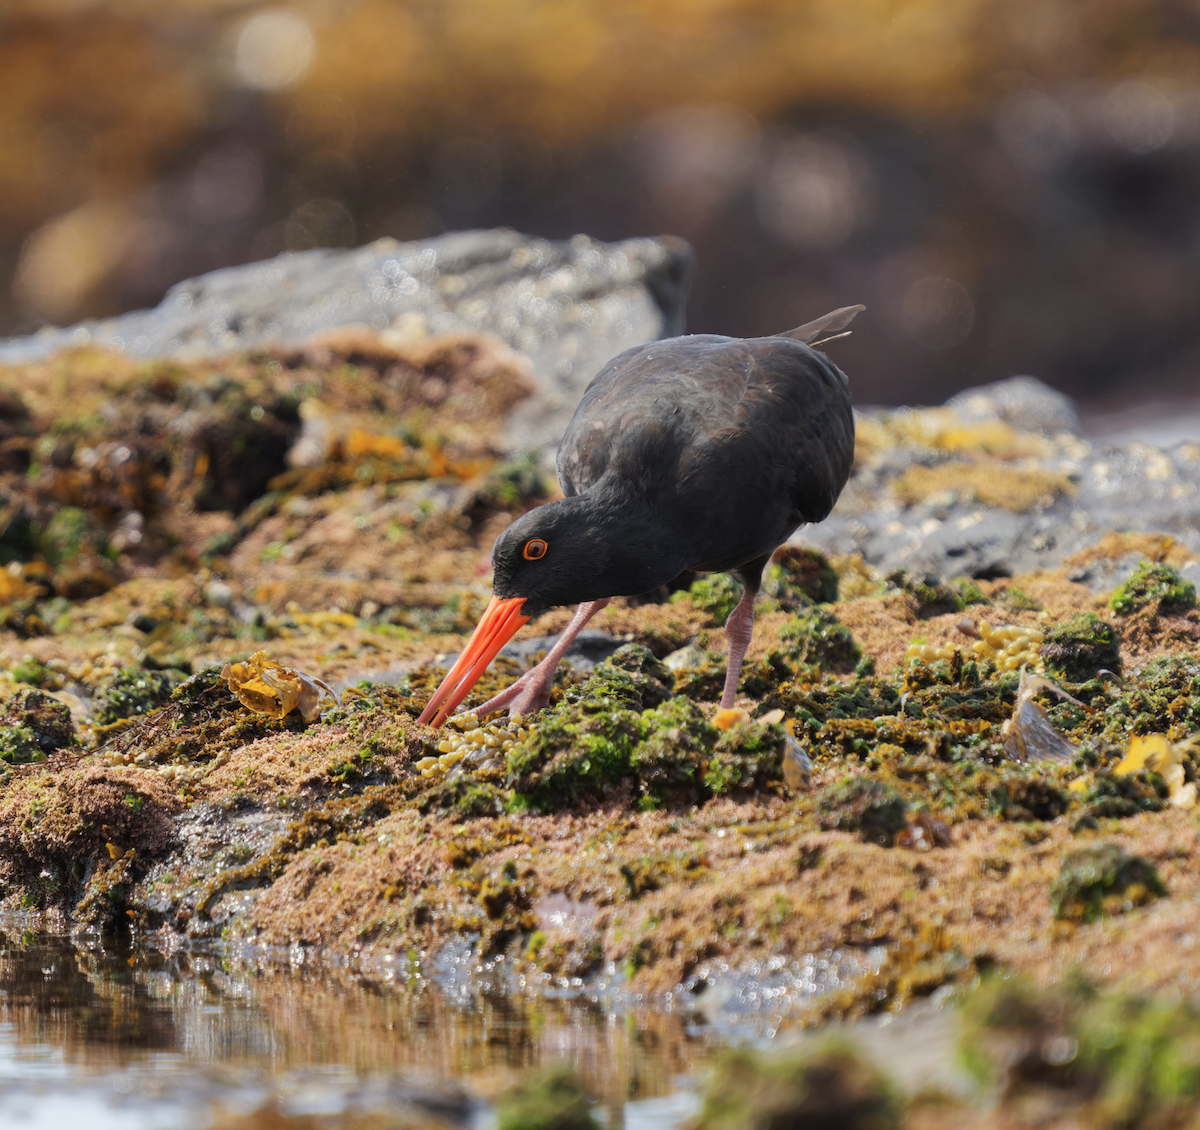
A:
630;696;714;804
672;572;743;625
1071;771;1166;830
960;974;1200;1128
0;723;44;765
693;1045;900;1130
1050;843;1165;923
506;705;649;805
495;1066;603;1130
1;689;75;754
816;777;908;844
704;717;786;795
1040;612;1121;682
91;667;182;727
1110;560;1197;614
773;606;861;673
583;642;673;710
762;545;840;605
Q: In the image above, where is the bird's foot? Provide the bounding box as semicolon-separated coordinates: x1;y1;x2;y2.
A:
463;659;557;721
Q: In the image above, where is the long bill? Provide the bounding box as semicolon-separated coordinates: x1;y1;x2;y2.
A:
416;594;531;727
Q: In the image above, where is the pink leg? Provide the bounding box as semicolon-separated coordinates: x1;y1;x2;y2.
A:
720;585;757;709
466;598;611;719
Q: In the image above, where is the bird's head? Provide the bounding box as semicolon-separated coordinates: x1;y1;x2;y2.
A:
416;496;634;727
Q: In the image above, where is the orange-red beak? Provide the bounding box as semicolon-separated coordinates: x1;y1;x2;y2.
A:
416;595;531;727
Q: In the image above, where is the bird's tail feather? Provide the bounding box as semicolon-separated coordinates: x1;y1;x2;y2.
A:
782;304;865;344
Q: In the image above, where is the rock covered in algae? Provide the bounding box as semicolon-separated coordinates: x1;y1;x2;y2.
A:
91;668;183;727
692;1045;900;1130
1050;842;1166;923
1039;611;1121;682
1;688;75;753
773;606;861;673
1110;560;1197;615
815;777;909;845
494;1066;603;1130
960;973;1200;1127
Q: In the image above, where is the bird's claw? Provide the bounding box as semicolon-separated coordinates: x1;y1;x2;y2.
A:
462;666;555;721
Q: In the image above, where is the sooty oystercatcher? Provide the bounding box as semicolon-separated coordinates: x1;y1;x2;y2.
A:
417;305;861;728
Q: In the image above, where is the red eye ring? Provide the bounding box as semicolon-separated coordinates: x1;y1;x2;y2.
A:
523;538;548;561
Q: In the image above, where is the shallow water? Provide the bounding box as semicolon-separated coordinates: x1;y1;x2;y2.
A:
0;927;710;1128
0;922;967;1127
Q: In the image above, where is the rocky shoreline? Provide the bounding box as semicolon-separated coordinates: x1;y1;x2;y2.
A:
0;235;1197;1068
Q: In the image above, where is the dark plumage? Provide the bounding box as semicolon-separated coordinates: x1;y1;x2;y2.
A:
417;305;860;728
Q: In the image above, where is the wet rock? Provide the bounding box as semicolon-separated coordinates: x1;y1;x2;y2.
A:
0;229;694;452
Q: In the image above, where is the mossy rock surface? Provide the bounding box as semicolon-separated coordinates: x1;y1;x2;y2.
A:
1050;843;1165;923
92;668;184;727
1110;560;1196;614
693;1046;900;1130
1040;612;1121;682
816;777;908;845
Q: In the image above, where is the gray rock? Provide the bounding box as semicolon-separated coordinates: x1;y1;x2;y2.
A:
0;228;694;453
798;426;1200;582
945;375;1081;435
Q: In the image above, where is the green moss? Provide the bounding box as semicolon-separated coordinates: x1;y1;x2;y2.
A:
1110;560;1196;615
92;668;182;727
816;777;908;845
693;1045;900;1130
1;689;76;753
774;607;861;674
960;974;1200;1128
0;723;44;765
1040;612;1121;682
672;572;743;625
495;1066;603;1130
632;697;715;801
506;704;649;805
704;718;786;795
762;545;839;605
1050;843;1165;923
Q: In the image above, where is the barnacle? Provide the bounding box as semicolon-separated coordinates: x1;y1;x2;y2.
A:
221;650;339;723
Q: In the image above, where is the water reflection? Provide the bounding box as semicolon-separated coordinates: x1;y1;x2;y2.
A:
0;927;707;1127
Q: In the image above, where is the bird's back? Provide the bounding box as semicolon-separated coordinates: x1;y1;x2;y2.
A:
556;331;855;575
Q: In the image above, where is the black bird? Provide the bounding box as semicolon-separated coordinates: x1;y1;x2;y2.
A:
417;305;861;728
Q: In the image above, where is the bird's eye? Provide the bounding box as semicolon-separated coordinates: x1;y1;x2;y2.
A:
523;538;548;561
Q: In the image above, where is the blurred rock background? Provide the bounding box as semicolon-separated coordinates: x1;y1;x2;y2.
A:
3;0;1200;425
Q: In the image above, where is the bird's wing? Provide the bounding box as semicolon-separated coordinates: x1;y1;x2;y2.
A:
556;337;735;497
780;304;865;345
